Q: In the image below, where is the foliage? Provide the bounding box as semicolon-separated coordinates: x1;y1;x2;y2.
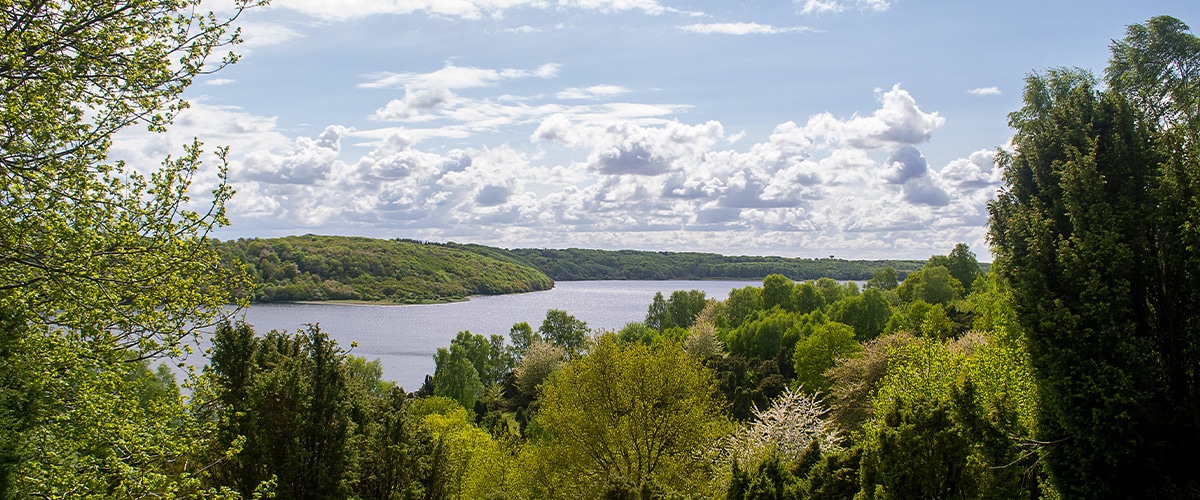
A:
896;265;963;305
538;308;590;356
828;289;891;341
433;342;486;412
475;247;925;282
534;335;731;498
865;267;899;291
723;388;841;470
0;0;262;495
793;322;864;396
218;235;554;303
989;19;1200;494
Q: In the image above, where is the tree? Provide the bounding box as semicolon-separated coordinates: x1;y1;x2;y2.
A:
539;309;590;355
0;1;260;495
433;343;486;411
792;282;826;315
896;265;963;305
762;274;794;311
989;21;1200;492
667;289;708;329
828;289;891;341
945;244;982;295
645;292;669;331
865;266;899;291
793;322;862;395
535;335;731;497
509;321;540;357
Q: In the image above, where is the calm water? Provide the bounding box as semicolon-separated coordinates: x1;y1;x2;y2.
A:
223;280;760;390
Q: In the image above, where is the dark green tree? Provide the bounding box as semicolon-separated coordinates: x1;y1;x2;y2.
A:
945;244;983;295
646;292;669;331
539;309;590;356
667;289;708;330
828;289;892;341
763;274;795;311
792;283;826;315
989;19;1200;493
865;266;899;291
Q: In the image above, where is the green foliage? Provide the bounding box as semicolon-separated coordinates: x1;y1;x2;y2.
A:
865;267;899;291
509;321;540;356
0;0;262;495
763;274;795;311
724;286;765;328
792;283;826;315
433;343;486;412
218;235;554;304
896;265;963;305
646;292;669;331
793;322;863;395
538;309;590;356
534;335;731;497
945;244;983;295
990;22;1200;493
482;247;925;282
919;304;953;340
828;289;891;341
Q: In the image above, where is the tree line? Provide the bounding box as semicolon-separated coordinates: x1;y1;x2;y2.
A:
1;2;1198;498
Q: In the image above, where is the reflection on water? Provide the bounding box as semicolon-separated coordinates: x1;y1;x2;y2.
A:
229;280;761;391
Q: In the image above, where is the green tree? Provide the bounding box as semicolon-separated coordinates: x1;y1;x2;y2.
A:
667;289;708;329
793;322;863;395
535;335;731;497
989;24;1200;491
945;244;983;295
897;266;963;305
433;343;486;411
763;274;794;311
792;282;826;315
865;266;899;291
510;321;540;356
725;286;764;328
540;309;590;356
828;289;891;341
646;292;669;331
0;0;259;495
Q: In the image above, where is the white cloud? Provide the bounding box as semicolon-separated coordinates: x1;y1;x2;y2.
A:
968;86;1002;96
271;0;668;21
113;83;997;258
798;0;889;15
803;84;945;149
679;22;813;35
502;25;541;33
237;21;303;49
555;85;632;100
204;78;236;86
360;62;560;90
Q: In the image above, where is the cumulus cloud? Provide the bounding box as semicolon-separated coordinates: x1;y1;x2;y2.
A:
205;78;235;86
112;81;999;258
968;86;1002;96
804;85;944;149
679;22;813;35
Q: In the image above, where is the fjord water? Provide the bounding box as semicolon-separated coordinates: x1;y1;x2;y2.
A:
233;280;760;391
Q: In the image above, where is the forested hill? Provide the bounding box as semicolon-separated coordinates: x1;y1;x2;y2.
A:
218;235;930;303
216;235;554;303
457;245;926;281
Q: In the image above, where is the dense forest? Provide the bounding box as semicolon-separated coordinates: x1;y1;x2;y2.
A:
2;3;1199;499
457;244;929;282
215;235;554;303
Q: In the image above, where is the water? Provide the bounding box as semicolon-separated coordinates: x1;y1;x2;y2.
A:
226;280;761;390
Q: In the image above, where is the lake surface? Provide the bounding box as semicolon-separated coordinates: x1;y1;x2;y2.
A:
227;280;760;390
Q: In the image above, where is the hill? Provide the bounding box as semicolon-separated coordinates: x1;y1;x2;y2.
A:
455;245;925;282
216;235;554;303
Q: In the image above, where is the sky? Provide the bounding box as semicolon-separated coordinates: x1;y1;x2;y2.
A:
110;0;1198;260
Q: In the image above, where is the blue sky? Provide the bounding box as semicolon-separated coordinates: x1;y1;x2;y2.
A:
112;0;1198;259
